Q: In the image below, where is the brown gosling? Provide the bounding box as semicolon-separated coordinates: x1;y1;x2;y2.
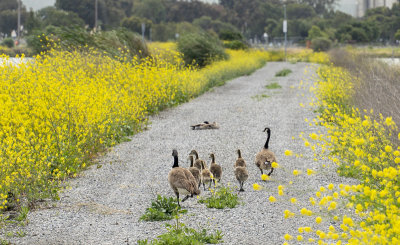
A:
234;149;246;168
209;153;222;187
200;161;212;191
188;155;201;188
255;127;277;176
234;166;249;192
190;121;220;130
189;150;206;170
168;150;200;206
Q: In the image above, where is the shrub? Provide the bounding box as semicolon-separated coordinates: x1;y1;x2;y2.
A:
311;37;332;52
223;40;248;50
140;195;187;221
1;38;14;48
177;32;228;67
218;29;243;41
27;26;149;59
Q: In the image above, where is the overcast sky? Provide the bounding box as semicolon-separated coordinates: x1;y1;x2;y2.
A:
22;0;55;11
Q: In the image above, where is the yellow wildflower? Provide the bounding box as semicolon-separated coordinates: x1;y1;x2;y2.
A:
253;183;261;191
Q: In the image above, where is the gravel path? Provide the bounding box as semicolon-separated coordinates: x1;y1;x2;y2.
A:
5;62;358;244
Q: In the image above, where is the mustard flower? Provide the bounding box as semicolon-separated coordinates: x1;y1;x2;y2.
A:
253;183;261;191
269;196;276;203
285;150;293;156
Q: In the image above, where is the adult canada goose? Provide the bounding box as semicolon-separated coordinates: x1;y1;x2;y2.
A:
200;161;212;191
190;121;220;130
255;127;277;176
188;155;201;188
234;149;246;168
168;150;200;206
209;153;222;187
189;150;206;170
234;166;249;192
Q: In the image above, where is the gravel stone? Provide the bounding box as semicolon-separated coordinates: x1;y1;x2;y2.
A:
3;62;359;245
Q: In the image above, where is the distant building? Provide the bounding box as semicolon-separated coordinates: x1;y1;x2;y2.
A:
336;0;359;16
357;0;397;17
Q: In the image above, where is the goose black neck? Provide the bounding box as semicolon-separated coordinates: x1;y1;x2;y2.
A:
237;150;242;158
264;130;270;149
172;155;179;168
189;157;194;167
211;154;215;163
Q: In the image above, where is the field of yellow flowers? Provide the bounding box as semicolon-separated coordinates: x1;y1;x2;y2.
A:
0;46;328;219
255;62;399;244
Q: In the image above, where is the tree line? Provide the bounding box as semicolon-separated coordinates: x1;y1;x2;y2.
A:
1;0;400;45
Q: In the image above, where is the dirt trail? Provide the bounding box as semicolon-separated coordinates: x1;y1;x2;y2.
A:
5;62;357;244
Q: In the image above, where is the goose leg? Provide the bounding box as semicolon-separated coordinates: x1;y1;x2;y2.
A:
203;182;206;191
182;195;190;202
260;169;264;175
239;181;245;192
268;168;274;176
176;193;180;207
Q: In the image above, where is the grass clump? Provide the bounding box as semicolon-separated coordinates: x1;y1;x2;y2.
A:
138;219;223;245
251;94;270;101
275;68;292;77
140;195;187;221
265;82;282;89
198;186;240;209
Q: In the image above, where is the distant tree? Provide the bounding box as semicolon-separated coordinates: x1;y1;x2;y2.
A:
56;0;130;29
0;0;18;11
132;0;166;24
193;16;239;34
287;3;316;19
0;0;27;36
56;0;96;27
120;15;152;36
25;9;42;34
299;0;337;15
395;29;400;41
288;19;312;38
219;0;234;9
308;25;327;40
38;7;85;28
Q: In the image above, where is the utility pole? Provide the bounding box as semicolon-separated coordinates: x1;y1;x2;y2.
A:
17;0;21;41
95;0;98;31
283;2;287;61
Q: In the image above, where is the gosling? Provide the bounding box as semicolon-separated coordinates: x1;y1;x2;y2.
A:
189;150;206;170
234;166;249;192
234;149;246;168
209;153;222;187
188;155;201;188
